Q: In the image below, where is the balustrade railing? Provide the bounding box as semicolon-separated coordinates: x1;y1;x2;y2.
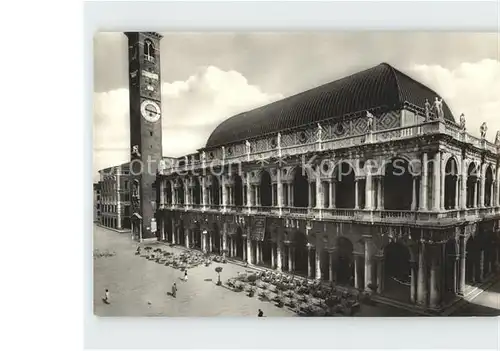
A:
161;120;499;175
162;203;499;223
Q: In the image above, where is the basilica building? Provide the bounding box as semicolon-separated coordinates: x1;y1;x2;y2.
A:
155;63;500;312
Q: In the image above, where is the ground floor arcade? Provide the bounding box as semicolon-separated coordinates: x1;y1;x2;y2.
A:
157;212;500;310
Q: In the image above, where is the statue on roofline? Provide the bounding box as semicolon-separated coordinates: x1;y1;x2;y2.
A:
317;123;323;141
495;131;500;146
366;111;374;132
433;97;444;121
424;99;432;121
459;113;466;131
480;122;488;139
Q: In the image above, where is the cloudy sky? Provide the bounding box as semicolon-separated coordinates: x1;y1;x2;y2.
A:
93;32;500;181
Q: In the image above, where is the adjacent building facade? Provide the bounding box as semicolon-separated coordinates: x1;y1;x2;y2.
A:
93;182;102;222
156;63;500;312
98;162;132;231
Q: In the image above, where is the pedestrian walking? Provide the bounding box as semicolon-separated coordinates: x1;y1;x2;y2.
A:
172;282;177;298
184;270;188;282
103;289;110;304
258;309;264;317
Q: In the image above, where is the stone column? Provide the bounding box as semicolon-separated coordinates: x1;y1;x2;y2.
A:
246;176;252;208
354;179;360;210
184;183;189;206
159;178;165;205
480;167;486;207
452;254;459;294
479;249;485;282
307;247;313;278
410;260;417;303
308;182;313;208
458;235;466;295
432;152;441;211
208;232;213;253
185;228;190;248
420;152;428;210
376;177;383;210
460;172;467;210
328;180;335;208
377;257;384;293
222;227;227;258
454;176;460;209
365;172;373;210
242;237;247;261
257;242;262;264
277;170;283;209
364;236;373;291
290;184;294;206
271;184;275;207
316;173;323;209
329;251;334;282
271;244;275;268
474;180;479;208
287;184;292;207
288;246;294;272
171;222;176;244
161;218;166;241
490;182;495;207
417;241;427;306
246;238;252;264
201;231;206;252
276;242;282;272
354;254;360;289
429;245;441;308
411;177;418;211
315;248;322;280
440;155;445;210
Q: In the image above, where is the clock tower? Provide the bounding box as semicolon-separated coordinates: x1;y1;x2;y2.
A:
125;32;163;241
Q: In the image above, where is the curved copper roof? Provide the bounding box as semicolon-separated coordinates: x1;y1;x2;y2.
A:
205;63;454;148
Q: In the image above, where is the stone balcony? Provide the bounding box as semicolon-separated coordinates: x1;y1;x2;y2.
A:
159;202;500;226
159;120;499;175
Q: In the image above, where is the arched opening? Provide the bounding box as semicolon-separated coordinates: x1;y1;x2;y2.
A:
444;157;459;209
384;158;413;210
294;231;308;275
234;174;243;206
193;178;201;205
262;230;273;266
334;162;355;208
260;171;272;206
292;167;309;208
485;166;494;207
193;222;202;250
178;220;186;246
210;176;221;206
144;39;155;62
177;179;185;205
165;181;172;204
212;223;221;254
466;236;478;283
235;227;244;259
383;242;411;302
320;244;330;281
466;163;479;208
336;237;354;285
444;239;457;301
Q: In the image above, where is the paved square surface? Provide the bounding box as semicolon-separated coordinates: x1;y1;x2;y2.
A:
93;224;499;317
93;224;295;317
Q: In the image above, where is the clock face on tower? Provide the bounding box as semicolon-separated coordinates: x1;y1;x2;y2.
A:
140;100;161;123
